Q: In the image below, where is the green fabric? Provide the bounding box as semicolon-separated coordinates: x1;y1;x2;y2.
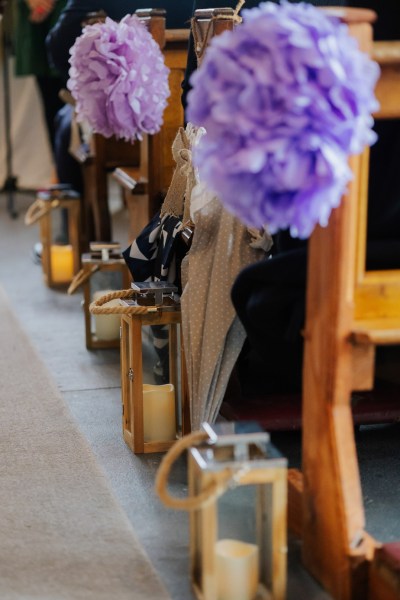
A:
14;0;67;77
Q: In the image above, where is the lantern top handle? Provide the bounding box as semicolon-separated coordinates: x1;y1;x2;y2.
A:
202;421;270;461
203;421;269;445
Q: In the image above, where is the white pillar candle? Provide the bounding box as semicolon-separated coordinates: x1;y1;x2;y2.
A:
93;290;121;341
143;383;176;442
50;244;74;283
215;539;259;600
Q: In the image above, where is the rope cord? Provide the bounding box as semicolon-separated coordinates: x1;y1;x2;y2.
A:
24;198;60;226
89;289;151;315
155;431;235;511
67;265;100;295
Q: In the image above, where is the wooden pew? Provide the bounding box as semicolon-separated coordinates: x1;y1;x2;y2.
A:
113;11;190;240
185;6;400;600
77;132;142;245
300;12;400;600
69;9;143;246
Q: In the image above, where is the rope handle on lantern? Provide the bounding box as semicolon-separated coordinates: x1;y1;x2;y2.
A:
155;431;236;511
67;265;100;295
89;289;152;315
24;198;60;226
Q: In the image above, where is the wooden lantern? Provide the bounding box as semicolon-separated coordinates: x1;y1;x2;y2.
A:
119;282;191;453
25;186;81;288
68;242;131;349
188;422;287;600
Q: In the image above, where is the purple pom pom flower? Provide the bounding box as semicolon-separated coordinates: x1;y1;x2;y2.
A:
68;15;170;141
187;1;380;238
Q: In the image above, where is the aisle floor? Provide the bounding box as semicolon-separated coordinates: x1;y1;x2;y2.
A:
1;189;399;600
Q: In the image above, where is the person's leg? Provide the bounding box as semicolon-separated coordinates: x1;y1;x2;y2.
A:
53;104;87;243
231;248;307;395
35;75;64;153
54;104;84;193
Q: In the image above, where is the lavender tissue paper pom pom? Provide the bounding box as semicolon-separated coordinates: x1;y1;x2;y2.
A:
68;15;170;141
187;1;380;238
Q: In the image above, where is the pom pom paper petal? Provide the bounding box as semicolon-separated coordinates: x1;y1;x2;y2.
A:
187;1;379;239
68;15;170;142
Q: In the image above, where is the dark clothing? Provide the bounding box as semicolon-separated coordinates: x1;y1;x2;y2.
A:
54;104;84;195
36;76;65;152
350;0;398;40
14;0;67;151
232;249;307;395
15;0;66;78
47;0;192;82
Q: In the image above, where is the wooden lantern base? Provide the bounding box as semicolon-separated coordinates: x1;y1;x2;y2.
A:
120;307;190;454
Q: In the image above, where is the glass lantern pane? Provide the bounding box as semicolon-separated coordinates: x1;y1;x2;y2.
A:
217;485;257;544
50;206;68;244
47;207;75;283
90;270;123;341
141;323;182;442
217;485;260;600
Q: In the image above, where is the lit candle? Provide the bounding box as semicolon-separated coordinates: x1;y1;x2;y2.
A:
93;290;121;341
143;383;176;442
50;244;74;283
215;539;259;600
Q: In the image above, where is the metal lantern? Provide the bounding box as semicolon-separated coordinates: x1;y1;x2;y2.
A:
188;422;287;600
25;185;81;287
68;242;131;349
118;282;191;453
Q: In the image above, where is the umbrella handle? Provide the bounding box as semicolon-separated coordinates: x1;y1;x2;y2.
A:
155;431;233;511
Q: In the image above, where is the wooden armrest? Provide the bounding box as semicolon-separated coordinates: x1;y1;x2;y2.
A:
351;319;400;345
373;41;400;65
372;40;400;118
113;167;148;194
165;29;190;43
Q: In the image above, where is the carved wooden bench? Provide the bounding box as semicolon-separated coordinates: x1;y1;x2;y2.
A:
112;12;190;241
74;10;189;245
185;6;400;600
296;13;400;600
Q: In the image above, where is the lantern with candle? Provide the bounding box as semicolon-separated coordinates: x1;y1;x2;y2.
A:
90;281;191;453
156;422;288;600
24;185;81;287
68;242;131;349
